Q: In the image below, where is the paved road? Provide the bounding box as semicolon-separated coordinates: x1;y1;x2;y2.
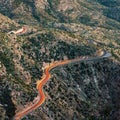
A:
14;52;111;120
8;27;26;35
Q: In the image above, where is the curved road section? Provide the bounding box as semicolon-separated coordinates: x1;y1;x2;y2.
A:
8;27;26;35
14;52;111;120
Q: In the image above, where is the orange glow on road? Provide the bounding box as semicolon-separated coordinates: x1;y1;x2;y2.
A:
14;52;110;120
14;59;77;120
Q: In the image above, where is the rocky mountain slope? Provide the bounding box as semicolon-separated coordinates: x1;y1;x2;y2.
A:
0;0;120;120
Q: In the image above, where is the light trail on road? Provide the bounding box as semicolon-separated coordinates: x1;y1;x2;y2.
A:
14;52;111;120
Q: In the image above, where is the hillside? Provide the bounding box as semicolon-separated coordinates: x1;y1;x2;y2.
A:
0;0;120;120
0;13;19;32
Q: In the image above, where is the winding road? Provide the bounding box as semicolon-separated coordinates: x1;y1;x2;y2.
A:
14;52;111;120
8;26;26;35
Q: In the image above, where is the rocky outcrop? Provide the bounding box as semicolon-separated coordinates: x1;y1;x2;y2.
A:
35;0;49;10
